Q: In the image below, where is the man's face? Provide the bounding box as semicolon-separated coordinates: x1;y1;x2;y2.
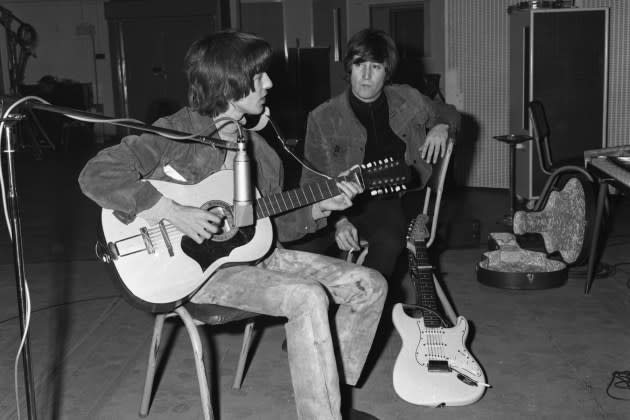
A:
350;59;386;103
232;72;273;116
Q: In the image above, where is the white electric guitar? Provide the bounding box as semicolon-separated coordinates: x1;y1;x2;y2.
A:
97;159;409;312
392;214;487;407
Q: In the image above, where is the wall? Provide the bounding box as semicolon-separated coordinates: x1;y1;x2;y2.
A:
346;0;445;78
444;0;512;187
0;0;112;117
3;0;627;186
580;0;630;148
445;0;630;188
240;0;313;55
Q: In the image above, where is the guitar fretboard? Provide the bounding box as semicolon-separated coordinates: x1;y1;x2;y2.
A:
408;239;447;328
255;175;355;219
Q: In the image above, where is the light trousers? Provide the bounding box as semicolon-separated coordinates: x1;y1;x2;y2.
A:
191;247;387;419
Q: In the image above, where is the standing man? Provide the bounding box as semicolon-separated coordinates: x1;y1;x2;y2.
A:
79;30;385;420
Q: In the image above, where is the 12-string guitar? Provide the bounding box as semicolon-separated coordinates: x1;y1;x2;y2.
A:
97;159;409;312
392;213;487;407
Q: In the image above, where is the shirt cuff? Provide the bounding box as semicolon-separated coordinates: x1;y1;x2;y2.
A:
311;202;331;220
137;196;175;225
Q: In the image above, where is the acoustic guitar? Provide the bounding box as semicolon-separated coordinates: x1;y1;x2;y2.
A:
97;159;409;312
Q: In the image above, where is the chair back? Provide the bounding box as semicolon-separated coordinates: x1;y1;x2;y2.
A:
422;138;454;248
528;100;554;174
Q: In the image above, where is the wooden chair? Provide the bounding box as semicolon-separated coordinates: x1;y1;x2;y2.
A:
347;138;457;324
139;302;259;420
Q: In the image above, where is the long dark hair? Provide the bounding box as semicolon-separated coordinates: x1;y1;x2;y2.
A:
343;28;398;81
185;30;273;116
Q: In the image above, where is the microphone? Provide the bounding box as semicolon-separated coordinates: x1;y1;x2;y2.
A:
233;139;254;227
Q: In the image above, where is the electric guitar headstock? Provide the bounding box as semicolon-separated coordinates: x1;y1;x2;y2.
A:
406;213;430;255
406;213;432;280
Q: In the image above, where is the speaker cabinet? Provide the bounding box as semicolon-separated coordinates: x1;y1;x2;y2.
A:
509;8;608;199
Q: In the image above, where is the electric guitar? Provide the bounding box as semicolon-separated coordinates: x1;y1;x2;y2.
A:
392;214;487;407
97;159;409;312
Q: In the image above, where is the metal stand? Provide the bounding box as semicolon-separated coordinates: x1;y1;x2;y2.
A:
3;115;37;420
493;134;533;227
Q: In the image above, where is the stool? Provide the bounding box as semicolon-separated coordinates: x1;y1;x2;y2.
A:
493;134;533;226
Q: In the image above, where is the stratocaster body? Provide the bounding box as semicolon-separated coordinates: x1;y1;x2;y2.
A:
392;303;486;407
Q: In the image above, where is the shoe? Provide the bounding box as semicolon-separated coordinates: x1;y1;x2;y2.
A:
345;408;380;420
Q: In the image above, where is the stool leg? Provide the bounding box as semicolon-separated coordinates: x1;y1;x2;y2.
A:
584;180;608;295
233;320;255;389
139;314;166;417
176;307;213;420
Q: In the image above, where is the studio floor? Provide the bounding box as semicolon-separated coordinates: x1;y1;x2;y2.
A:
1;140;629;420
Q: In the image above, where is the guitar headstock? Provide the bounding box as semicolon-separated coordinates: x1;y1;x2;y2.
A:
406;213;430;255
353;158;410;196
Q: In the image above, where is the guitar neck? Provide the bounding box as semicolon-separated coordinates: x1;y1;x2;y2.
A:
255;174;357;219
409;239;446;328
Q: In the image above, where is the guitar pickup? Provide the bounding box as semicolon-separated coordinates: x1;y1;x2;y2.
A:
427;360;451;372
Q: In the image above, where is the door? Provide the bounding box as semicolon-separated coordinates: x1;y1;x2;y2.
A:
120;16;216;122
371;2;428;94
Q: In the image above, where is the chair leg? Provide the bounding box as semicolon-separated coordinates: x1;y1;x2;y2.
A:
233;320;255;389
175;306;214;420
139;313;166;417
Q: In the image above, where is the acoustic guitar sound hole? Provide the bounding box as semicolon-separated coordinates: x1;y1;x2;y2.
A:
201;200;238;242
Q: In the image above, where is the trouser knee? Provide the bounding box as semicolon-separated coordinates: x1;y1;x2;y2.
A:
285;283;330;319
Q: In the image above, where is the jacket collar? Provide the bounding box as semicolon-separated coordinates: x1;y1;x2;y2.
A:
342;85;407;120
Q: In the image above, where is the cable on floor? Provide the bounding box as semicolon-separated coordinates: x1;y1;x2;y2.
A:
607;371;630;401
0;295;121;326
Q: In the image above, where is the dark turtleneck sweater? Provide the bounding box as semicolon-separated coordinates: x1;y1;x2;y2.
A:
348;90;406;164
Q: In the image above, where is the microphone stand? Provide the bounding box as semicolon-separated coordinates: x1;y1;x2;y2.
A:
2;112;37;420
25;101;239;150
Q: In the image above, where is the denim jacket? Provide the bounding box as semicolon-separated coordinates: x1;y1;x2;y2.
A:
302;84;461;230
78;107;318;243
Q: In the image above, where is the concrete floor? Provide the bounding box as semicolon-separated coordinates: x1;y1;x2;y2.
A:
1;142;629;420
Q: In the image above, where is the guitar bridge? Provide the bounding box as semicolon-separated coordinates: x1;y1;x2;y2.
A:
108;227;155;258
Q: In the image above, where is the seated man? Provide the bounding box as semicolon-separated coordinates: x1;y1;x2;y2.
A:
289;28;460;283
78;30;386;420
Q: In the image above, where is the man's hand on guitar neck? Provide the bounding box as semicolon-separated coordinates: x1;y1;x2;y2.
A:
312;170;363;220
